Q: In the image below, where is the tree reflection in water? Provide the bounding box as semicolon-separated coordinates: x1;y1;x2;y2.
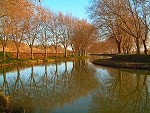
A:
0;60;99;113
89;68;150;113
1;68;10;95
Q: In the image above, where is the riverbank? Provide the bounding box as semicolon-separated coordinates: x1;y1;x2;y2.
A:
93;54;150;69
0;55;87;68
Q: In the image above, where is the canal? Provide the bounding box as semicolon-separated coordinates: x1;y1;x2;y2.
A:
0;56;150;113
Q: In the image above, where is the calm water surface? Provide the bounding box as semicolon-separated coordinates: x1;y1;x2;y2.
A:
1;56;150;113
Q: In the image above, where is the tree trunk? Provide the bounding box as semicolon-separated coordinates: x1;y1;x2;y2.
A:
72;48;75;56
2;46;6;60
78;47;81;56
55;45;58;57
64;47;67;57
135;38;140;54
142;40;148;54
44;46;47;59
55;36;58;57
16;47;20;59
82;49;84;56
84;49;87;56
117;42;121;54
71;45;75;56
30;45;34;59
126;45;131;54
127;49;129;54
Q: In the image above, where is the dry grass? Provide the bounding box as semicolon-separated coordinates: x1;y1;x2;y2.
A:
0;41;65;53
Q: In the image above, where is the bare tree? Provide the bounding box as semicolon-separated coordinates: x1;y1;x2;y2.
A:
72;20;97;56
59;13;76;57
49;13;61;57
0;0;31;59
10;21;26;59
0;17;10;60
4;0;33;59
88;0;150;54
38;8;52;59
136;0;150;54
25;5;41;59
88;0;125;54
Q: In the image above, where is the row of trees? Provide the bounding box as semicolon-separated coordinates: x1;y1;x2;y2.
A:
0;0;97;59
88;0;150;54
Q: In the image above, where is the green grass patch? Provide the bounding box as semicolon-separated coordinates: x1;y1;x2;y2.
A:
0;52;12;59
1;58;26;63
48;55;87;60
0;55;87;68
93;54;150;69
90;53;116;56
111;54;150;63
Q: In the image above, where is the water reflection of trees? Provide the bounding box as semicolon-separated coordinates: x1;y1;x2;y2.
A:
0;60;99;112
1;68;10;95
89;68;150;113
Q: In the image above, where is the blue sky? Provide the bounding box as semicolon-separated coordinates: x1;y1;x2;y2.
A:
42;0;90;20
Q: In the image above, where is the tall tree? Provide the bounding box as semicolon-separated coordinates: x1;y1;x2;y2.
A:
73;20;97;56
9;0;32;59
136;0;150;54
25;5;41;59
0;16;10;59
88;0;150;54
50;13;61;57
38;8;52;59
59;13;76;57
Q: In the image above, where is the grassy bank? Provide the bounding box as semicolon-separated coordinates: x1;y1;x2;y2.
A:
0;54;87;68
93;54;150;69
0;58;54;68
110;54;150;63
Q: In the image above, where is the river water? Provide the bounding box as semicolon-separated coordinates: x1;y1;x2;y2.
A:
0;56;150;113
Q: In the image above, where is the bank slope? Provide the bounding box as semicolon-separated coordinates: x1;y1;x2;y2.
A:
93;55;150;69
